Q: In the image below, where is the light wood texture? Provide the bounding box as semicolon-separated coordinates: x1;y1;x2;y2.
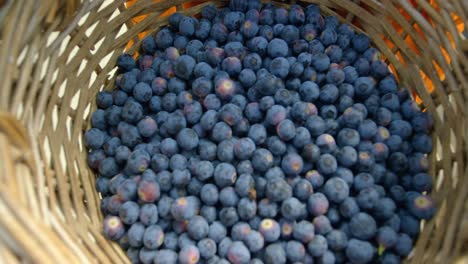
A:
0;0;466;263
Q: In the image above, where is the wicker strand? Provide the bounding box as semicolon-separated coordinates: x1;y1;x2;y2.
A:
0;0;466;263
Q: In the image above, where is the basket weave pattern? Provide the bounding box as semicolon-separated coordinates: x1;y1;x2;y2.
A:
0;0;467;263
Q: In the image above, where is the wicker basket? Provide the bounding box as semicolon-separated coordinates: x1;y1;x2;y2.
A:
0;0;467;263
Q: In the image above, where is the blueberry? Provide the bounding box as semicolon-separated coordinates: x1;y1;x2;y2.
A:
213;162;237;188
198;206;215;224
257;6;275;25
306;234;327;257
173;55;196;81
380;252;401;264
258;198;278;218
265;166;285;180
138;54;153;70
230;222;251;241
286;4;304;25
193;19;211;40
128;222;145;247
217;104;242;128
103;215;125;241
176;128;199;151
200;184;219;206
411;112;433;134
193;62;214;80
174;35;189;51
267;38;288;58
293;127;312;149
316;154;338;175
336;146;358;168
219;207;239;227
148;96;162;113
138;68;156;85
150;154;168;173
245;8;260;21
118;123;142;148
227;241;251;264
285;240;306;262
198;139;217;160
160;138;179;157
183;102;203;125
198;111;217;132
252;148;274;172
269;57;290;78
259;219;281;242
279;153;303;176
201;4;217;20
171;196;199;221
155;28;174;49
293;220;315;243
324;229;347;251
394;233;413;256
293;179;313;201
406;194;436;220
219;186;239;207
411;133;432;154
186;216;209;241
334;167;354;186
376;226;398;250
193;160;215;181
121;101;144;125
85;128;105;150
357;187;380;211
197;238;217;259
220;57;242;77
116;54;136;72
99;157;119;178
215;78;236;101
353;172;374;191
319;105;338;120
349;212;377;240
137;178;160;203
179;245;200;264
339;197;360;219
236;161;253;176
325;46;343;65
308;192;329;216
172;169;191;187
275;119;296;141
153;250;178;264
244;230;264;253
126;248;140;263
95;176;110;196
263;243;286;264
238;69;257;89
143;225;165;249
235;173;254;198
248;124;267;145
256;73;284;96
387;151;408;173
346;239;374;264
410;172;432;193
323;177;349;204
265;177;292;202
138;203;158;226
91;109;107;130
281;197;306;220
384;214;401;234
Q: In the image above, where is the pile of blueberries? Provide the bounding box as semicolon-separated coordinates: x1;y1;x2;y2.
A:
86;0;436;263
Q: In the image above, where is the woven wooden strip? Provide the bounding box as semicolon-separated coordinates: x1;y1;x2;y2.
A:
0;0;466;263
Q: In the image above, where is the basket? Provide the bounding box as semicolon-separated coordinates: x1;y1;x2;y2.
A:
0;0;467;263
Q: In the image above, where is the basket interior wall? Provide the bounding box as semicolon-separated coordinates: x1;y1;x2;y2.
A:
0;0;466;263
